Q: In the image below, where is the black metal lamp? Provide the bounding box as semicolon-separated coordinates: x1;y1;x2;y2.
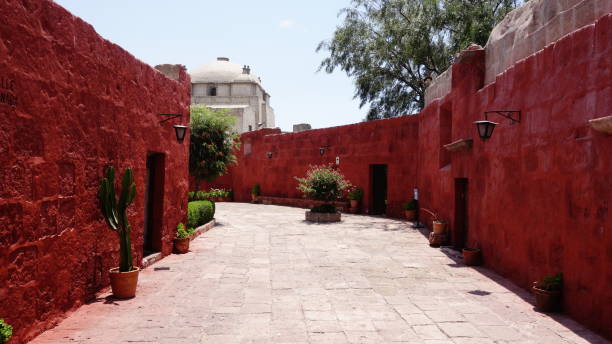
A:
267;151;272;159
474;120;497;140
173;125;188;143
159;113;187;143
474;110;520;140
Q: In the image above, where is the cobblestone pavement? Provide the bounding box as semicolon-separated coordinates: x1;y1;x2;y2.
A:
32;203;609;344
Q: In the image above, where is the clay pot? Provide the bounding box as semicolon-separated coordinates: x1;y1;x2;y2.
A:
532;283;562;312
251;194;257;202
350;200;358;209
428;232;447;247
109;267;140;299
463;248;481;266
433;221;446;234
174;237;190;254
404;210;416;221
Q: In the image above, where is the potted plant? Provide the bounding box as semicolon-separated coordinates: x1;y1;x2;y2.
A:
347;187;363;210
402;199;417;220
174;223;194;254
421;208;446;234
463;243;481;266
296;164;351;223
98;167;139;299
251;184;260;202
532;273;563;312
0;319;12;344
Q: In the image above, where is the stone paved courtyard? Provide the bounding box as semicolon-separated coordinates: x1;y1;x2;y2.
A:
32;203;609;344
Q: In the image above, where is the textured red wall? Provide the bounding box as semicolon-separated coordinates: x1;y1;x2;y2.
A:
204;14;612;338
417;14;612;338
0;1;191;342
202;120;420;218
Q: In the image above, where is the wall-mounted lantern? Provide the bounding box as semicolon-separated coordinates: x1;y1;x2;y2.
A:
173;125;188;143
474;110;520;140
335;156;340;165
267;151;272;159
320;145;331;156
159;113;188;143
474;121;498;140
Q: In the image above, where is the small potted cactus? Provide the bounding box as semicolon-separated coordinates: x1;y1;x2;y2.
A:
251;184;260;202
174;223;194;254
532;273;563;312
98;167;139;299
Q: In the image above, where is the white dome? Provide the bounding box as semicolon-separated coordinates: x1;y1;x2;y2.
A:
233;73;260;84
190;57;260;85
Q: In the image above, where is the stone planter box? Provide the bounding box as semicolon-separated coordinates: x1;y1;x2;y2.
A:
305;211;341;223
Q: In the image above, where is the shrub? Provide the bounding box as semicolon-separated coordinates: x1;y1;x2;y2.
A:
195;191;206;200
402;199;417;211
296;164;351;203
347;187;363;201
311;204;337;213
189;105;240;188
188;200;215;228
188;191;195;201
0;319;12;344
209;188;230;198
251;184;260;196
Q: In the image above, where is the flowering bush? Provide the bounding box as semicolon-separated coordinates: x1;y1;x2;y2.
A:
295;165;351;204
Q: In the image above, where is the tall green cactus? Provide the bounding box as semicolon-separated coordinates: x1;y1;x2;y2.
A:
98;167;137;272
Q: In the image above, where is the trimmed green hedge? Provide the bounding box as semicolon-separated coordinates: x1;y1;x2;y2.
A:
188;200;215;228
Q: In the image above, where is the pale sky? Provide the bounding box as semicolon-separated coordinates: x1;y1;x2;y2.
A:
53;0;368;132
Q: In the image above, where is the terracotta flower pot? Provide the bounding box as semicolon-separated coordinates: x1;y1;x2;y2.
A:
463;248;481;266
532;283;562;312
174;237;190;254
251;194;257;202
433;221;446;234
404;210;416;221
109;267;140;299
350;200;358;209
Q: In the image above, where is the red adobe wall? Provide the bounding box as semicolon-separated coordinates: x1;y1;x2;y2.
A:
203;119;420;218
202;13;611;338
0;1;191;343
417;14;612;337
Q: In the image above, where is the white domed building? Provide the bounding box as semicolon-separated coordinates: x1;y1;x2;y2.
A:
190;57;275;133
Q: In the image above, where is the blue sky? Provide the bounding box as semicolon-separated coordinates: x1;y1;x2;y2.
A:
54;0;368;132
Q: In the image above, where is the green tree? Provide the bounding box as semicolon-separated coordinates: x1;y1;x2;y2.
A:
189;105;240;189
317;0;521;120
